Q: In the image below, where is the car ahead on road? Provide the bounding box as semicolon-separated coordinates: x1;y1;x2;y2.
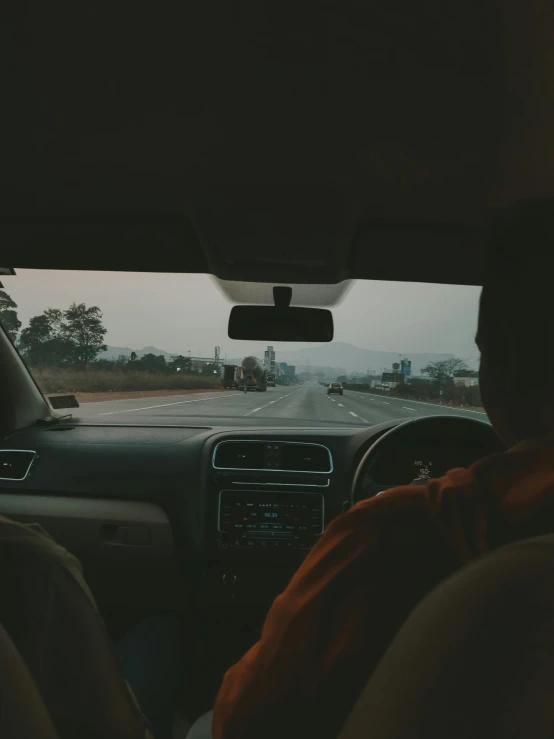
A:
328;382;344;396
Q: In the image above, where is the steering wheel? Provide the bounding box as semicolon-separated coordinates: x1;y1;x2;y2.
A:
351;415;504;505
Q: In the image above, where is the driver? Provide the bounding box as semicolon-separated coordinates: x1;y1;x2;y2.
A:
211;203;554;739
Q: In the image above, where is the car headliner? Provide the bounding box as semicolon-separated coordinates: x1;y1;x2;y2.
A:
2;2;553;287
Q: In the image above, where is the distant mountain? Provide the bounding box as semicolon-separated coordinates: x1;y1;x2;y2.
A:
278;342;457;374
226;342;462;375
100;345;173;360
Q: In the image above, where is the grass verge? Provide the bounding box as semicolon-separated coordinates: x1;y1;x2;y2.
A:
30;367;221;394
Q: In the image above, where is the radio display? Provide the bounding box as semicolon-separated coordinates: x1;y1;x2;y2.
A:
218;490;324;548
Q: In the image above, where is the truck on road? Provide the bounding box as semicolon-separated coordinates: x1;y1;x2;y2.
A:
266;372;276;387
238;356;268;392
222;364;242;389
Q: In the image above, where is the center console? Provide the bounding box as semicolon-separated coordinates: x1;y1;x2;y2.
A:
218;488;324;550
206;438;335;561
198;435;341;618
195;436;341;694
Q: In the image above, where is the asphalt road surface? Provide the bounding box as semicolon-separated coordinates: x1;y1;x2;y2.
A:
74;383;489;426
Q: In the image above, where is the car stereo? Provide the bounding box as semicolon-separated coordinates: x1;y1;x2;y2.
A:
217;489;324;550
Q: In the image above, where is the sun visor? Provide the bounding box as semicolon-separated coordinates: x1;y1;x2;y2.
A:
0;214;207;273
349;220;486;286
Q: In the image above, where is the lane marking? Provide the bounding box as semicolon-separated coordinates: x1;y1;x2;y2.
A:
96;387;294;417
379;401;389;405
97;394;236;416
338;403;345;407
344;390;487;416
349;411;370;423
242;387;303;416
403;406;416;411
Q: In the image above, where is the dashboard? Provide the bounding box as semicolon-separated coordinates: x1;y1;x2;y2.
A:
0;416;501;609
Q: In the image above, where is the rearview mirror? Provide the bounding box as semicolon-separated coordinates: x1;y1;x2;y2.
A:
228;305;334;342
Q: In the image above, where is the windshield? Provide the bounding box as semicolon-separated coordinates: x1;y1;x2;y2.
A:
0;270;483;427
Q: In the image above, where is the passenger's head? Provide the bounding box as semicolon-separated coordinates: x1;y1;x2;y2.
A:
476;201;554;446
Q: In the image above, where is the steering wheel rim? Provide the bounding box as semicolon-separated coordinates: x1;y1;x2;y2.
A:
351;415;503;506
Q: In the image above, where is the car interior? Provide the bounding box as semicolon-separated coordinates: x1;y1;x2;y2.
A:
2;2;554;737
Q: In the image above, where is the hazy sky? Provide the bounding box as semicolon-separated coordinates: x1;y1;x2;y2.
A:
4;270;481;367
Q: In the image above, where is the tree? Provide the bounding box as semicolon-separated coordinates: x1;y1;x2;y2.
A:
0;290;21;342
62;303;107;367
43;308;64;336
454;368;478;378
421;357;470;384
138;353;167;373
168;354;192;373
19;312;75;366
20;314;53;347
19;302;106;367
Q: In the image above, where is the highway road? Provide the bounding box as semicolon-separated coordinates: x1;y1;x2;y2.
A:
74;383;489;426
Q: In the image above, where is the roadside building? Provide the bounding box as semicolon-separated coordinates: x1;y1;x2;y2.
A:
454;376;479;388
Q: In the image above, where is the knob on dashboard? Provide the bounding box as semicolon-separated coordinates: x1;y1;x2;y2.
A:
222;573;237;586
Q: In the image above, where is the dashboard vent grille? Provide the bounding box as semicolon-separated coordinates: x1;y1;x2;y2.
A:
281;444;331;473
0;450;37;480
213;441;332;474
214;442;264;470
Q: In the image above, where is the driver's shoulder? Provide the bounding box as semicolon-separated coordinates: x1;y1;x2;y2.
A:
342;469;489;566
351;466;476;516
343;447;527;537
348;460;497;530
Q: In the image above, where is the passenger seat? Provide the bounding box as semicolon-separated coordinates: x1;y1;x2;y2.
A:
338;534;554;738
0;622;60;739
0;514;152;739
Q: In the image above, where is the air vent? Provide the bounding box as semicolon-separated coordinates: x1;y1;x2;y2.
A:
281;444;331;473
214;442;265;470
0;450;37;480
213;441;332;474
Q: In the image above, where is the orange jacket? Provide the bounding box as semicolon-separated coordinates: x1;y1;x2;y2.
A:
213;441;554;739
